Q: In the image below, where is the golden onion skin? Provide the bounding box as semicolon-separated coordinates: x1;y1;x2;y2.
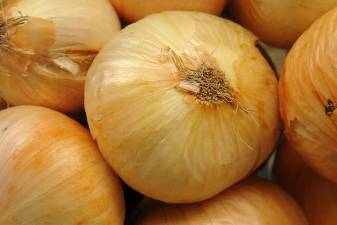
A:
229;0;337;48
0;0;120;113
110;0;226;22
85;11;280;203
0;106;125;225
275;141;337;225
133;177;308;225
280;8;337;183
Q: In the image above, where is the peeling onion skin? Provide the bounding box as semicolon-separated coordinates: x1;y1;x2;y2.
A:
0;0;121;113
229;0;337;48
279;8;337;184
0;106;125;225
110;0;226;22
275;141;337;225
85;11;280;203
133;177;308;225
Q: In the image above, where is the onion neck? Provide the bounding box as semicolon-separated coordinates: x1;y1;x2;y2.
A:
170;48;246;111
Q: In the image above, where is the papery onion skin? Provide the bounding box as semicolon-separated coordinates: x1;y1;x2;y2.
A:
0;0;121;113
110;0;226;22
275;141;337;225
133;177;308;225
229;0;337;48
279;8;337;183
0;106;125;225
85;11;280;203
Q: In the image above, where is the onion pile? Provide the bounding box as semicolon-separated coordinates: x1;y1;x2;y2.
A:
229;0;337;48
85;11;280;203
0;0;120;113
133;177;308;225
110;0;227;22
275;141;337;225
0;106;125;225
280;7;337;183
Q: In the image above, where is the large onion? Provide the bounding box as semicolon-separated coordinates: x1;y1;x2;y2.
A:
85;11;280;203
275;141;337;225
132;177;308;225
110;0;226;22
279;8;337;183
229;0;337;48
0;106;125;225
0;0;120;113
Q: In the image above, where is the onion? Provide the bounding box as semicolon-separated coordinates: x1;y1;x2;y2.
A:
132;177;308;225
279;8;337;183
0;0;120;113
229;0;337;48
110;0;226;22
275;141;337;225
0;106;125;224
85;11;280;203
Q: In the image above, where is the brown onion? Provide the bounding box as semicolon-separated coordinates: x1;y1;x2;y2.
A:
0;106;125;225
279;7;337;183
133;177;308;225
229;0;337;48
275;141;337;225
110;0;226;22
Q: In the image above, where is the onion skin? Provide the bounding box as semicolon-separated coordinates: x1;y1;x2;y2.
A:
275;141;337;225
0;106;125;225
229;0;337;48
110;0;226;22
133;177;308;225
279;8;337;183
0;0;120;113
85;11;280;203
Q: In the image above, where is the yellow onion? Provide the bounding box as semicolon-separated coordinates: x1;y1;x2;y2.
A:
275;141;337;225
279;8;337;183
0;0;120;113
110;0;226;22
85;11;280;203
229;0;337;48
133;177;308;225
0;106;125;225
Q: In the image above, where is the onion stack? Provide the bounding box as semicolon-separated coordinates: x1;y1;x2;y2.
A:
0;106;125;225
280;7;337;183
230;0;337;48
85;11;280;203
275;141;337;225
0;0;120;113
133;177;308;225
